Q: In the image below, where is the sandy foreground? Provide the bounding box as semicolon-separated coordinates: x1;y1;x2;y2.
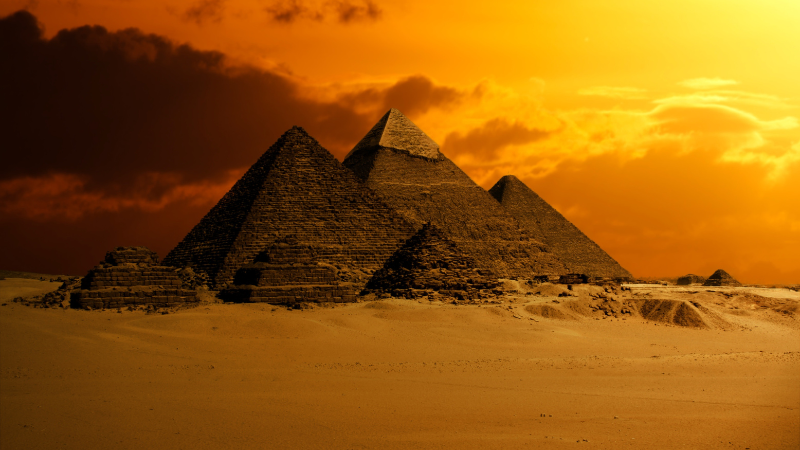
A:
1;278;799;450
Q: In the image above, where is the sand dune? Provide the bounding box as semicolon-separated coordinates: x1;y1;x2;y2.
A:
1;279;798;449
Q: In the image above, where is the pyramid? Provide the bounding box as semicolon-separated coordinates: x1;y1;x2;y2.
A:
72;247;199;309
365;223;500;299
677;274;706;285
702;269;741;286
163;127;416;288
219;236;357;304
343;109;566;278
488;175;632;280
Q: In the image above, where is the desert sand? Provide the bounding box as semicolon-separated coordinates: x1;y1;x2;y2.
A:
1;279;798;449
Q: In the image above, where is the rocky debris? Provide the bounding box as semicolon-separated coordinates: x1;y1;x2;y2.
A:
489;175;632;280
163;126;415;288
703;269;742;287
363;223;500;302
71;247;199;309
632;299;708;328
343;109;567;280
677;274;706;285
558;273;588;284
219;236;357;305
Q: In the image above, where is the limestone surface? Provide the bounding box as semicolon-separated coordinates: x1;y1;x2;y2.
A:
163;127;416;288
703;269;742;287
345;108;440;161
489;175;632;280
344;110;567;279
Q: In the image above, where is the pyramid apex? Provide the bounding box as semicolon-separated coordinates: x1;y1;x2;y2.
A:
345;108;441;161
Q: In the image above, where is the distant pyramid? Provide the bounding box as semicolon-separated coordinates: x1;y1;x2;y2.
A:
702;269;741;287
343;109;566;278
488;175;632;279
677;274;706;285
163;127;415;287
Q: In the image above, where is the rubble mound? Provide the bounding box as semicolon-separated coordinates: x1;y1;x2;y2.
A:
632;299;708;328
343;109;567;280
677;274;706;285
489;175;631;280
703;269;742;287
364;223;500;301
525;304;574;320
71;247;198;309
164;126;415;288
219;237;357;305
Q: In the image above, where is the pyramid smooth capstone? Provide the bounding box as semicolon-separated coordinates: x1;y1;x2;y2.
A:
343;110;567;279
702;269;741;287
163;127;416;288
345;108;440;161
489;175;632;280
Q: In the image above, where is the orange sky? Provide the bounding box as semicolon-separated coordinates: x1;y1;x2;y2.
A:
1;0;799;283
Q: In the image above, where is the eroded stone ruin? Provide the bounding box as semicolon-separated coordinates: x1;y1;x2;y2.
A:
163;127;415;288
219;236;357;304
71;247;198;309
364;222;500;301
703;269;741;287
343;109;567;279
489;175;631;280
677;274;706;285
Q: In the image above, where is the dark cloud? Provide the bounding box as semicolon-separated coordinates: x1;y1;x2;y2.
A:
0;10;465;275
182;0;226;25
264;0;380;24
338;75;466;118
442;118;554;158
331;0;381;23
265;0;323;23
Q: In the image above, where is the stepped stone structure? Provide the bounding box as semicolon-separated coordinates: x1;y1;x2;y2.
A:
703;269;741;287
163;127;416;288
343;109;566;279
677;274;706;285
71;247;198;309
365;223;500;300
220;237;357;304
488;175;632;280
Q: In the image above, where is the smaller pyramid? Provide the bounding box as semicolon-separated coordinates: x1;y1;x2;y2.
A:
677;274;706;285
702;270;741;287
219;236;357;304
364;223;500;300
345;108;441;162
71;247;199;309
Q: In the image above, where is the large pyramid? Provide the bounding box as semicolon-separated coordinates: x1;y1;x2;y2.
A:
163;127;416;287
343;109;567;278
488;175;632;279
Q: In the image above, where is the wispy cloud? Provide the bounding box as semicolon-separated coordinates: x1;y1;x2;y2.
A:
577;86;648;99
265;0;381;24
655;90;794;110
181;0;226;25
678;77;738;90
